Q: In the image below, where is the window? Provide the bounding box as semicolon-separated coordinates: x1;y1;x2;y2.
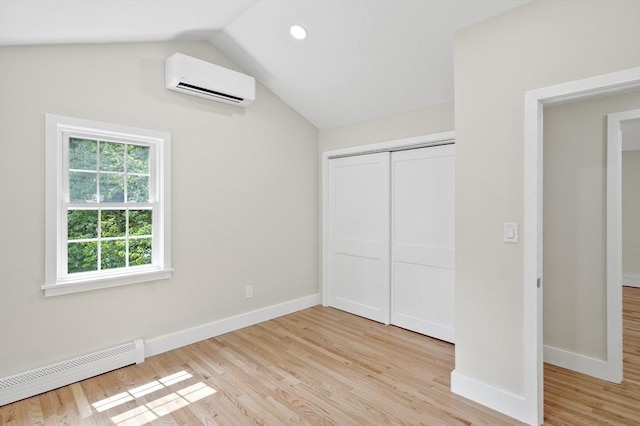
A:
44;114;171;296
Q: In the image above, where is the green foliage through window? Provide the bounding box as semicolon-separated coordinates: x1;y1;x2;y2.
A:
101;240;126;270
101;210;126;237
99;173;125;202
130;210;152;236
66;207;153;274
100;142;125;172
69;138;97;170
130;238;152;266
69;172;97;203
68;210;98;239
68;139;150;204
127;145;150;174
68;242;98;273
127;175;149;202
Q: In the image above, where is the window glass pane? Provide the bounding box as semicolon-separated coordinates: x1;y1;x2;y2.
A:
129;238;152;266
70;171;97;203
100;173;124;202
128;145;149;174
68;242;98;273
100;141;125;172
129;210;152;236
68;210;98;239
101;210;126;237
101;240;126;270
69;138;97;170
127;175;149;202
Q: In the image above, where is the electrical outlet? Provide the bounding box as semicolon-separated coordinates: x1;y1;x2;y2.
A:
246;285;254;299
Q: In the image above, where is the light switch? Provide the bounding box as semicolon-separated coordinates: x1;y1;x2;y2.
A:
504;223;519;243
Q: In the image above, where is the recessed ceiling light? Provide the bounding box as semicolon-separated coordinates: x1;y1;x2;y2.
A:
290;24;308;40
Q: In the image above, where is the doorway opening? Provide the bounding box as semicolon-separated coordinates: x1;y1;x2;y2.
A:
523;67;640;424
542;96;639;383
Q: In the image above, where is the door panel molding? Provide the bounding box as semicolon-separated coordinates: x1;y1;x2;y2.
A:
391;145;455;342
327;152;391;324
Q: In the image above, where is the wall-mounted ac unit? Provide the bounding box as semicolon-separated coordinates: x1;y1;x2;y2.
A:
165;53;255;107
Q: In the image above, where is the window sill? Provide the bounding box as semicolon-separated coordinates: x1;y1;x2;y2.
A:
42;268;173;297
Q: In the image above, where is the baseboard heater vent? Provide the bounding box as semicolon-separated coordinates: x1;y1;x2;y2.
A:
0;338;144;406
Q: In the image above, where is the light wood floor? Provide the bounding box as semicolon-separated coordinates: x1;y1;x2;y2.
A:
1;287;638;425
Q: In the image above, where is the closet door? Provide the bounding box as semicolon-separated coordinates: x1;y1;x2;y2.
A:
391;145;455;342
327;152;390;324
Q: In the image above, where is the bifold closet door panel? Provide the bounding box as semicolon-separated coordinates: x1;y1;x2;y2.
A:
328;152;391;324
391;145;455;342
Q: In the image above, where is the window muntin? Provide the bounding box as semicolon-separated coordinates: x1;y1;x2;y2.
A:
45;115;172;296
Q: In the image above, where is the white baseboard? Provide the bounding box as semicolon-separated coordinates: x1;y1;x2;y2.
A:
451;370;536;426
145;293;321;357
622;274;640;288
543;344;621;383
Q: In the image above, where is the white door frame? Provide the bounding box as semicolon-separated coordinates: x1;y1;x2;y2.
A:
523;67;640;425
321;130;455;307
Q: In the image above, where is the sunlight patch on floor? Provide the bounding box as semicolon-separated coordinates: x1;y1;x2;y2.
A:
90;370;216;425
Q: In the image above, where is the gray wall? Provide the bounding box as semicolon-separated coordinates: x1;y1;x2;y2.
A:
0;41;319;376
319;101;454;152
543;91;640;359
454;0;640;395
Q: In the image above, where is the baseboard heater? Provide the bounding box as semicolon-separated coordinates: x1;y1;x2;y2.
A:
0;339;144;406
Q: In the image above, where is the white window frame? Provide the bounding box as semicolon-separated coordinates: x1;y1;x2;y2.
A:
44;114;172;297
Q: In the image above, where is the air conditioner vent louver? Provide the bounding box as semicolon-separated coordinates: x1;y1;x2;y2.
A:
165;53;255;107
176;82;243;103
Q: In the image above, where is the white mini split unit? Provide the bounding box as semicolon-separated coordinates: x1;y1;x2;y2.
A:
165;53;255;107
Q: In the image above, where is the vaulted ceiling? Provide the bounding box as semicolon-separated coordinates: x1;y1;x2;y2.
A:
0;0;530;129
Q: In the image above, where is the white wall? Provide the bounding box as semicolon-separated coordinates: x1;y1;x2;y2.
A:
0;41;319;376
623;149;640;281
543;91;640;359
454;0;640;398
